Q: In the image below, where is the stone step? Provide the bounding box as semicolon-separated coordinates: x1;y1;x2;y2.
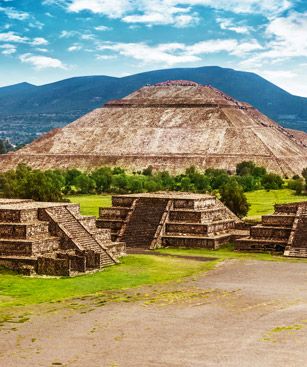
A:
250;225;291;240
0;237;60;256
284;247;307;258
0;221;50;239
96;219;123;231
99;207;131;220
162;233;231;249
262;214;295;227
235;237;287;252
0;256;38;275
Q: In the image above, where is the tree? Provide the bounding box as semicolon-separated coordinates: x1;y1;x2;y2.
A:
142;165;153;176
219;178;249;218
91;167;113;193
288;178;304;195
302;168;307;185
236;161;256;176
261;173;284;190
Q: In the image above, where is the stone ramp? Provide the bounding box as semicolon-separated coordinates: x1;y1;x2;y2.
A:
44;206;116;267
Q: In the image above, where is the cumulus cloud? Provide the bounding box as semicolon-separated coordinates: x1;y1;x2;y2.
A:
31;37;49;46
240;11;307;66
19;53;67;69
64;0;292;27
68;44;82;51
95;25;112;31
0;6;29;21
217;18;251;34
97;38;262;66
0;31;28;43
0;44;17;55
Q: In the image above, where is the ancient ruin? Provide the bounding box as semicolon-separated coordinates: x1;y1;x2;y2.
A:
235;202;307;258
1;80;307;176
97;192;244;250
0;199;125;276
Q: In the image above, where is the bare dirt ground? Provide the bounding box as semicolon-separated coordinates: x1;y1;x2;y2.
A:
1;259;307;367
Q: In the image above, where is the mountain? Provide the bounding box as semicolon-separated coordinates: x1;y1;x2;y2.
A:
2;80;306;176
0;66;307;144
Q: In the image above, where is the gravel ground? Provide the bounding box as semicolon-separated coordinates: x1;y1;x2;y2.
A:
1;259;307;367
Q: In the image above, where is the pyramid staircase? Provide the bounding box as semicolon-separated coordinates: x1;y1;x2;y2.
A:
235;202;307;257
44;206;117;267
0;200;122;276
97;193;241;250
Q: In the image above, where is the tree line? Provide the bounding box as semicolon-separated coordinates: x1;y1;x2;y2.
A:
0;162;306;218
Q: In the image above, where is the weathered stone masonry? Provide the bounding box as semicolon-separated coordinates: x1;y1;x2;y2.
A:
0;199;125;276
97;192;245;250
235;202;307;258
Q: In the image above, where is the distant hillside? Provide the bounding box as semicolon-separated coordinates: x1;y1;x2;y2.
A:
0;66;307;144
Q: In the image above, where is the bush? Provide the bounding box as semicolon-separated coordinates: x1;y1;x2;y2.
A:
219;178;249;218
261;173;284;190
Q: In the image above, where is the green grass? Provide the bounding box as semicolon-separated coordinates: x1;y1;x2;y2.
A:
67;189;307;220
245;189;307;220
67;194;111;216
0;255;216;310
157;244;307;263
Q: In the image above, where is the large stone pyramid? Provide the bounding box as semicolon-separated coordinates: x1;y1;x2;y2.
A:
1;80;307;175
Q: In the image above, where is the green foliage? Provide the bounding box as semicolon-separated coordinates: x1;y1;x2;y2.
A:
0;162;287;202
0;164;65;201
236;161;267;177
0;255;215;309
261;173;284;190
220;178;249;218
288;178;304;195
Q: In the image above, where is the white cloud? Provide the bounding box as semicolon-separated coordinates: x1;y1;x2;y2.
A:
0;44;16;55
65;0;292;28
98;38;261;66
68;44;82;51
95;25;112;31
68;0;132;18
217;18;251;34
0;6;29;21
241;11;307;65
19;53;67;69
96;54;117;60
31;37;49;46
0;31;28;43
98;42;200;65
59;30;79;38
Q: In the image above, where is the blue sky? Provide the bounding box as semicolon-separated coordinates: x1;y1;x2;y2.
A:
0;0;307;96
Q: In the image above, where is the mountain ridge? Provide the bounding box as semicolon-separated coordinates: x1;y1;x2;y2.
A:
0;66;306;144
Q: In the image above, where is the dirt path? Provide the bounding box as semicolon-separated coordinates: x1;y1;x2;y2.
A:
1;259;307;367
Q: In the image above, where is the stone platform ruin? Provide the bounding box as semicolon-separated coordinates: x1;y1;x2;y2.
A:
235;202;307;258
0;199;125;276
97;192;244;250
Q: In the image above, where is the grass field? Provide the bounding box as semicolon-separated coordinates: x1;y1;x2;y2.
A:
245;189;307;219
67;194;111;216
67;189;307;219
0;255;216;310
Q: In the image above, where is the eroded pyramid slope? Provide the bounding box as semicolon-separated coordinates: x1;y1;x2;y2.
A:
1;80;307;175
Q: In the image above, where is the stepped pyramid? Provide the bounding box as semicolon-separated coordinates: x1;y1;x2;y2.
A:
1;80;307;175
97;192;244;250
0;199;125;276
235;202;307;258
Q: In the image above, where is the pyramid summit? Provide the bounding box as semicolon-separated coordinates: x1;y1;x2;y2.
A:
1;80;307;175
